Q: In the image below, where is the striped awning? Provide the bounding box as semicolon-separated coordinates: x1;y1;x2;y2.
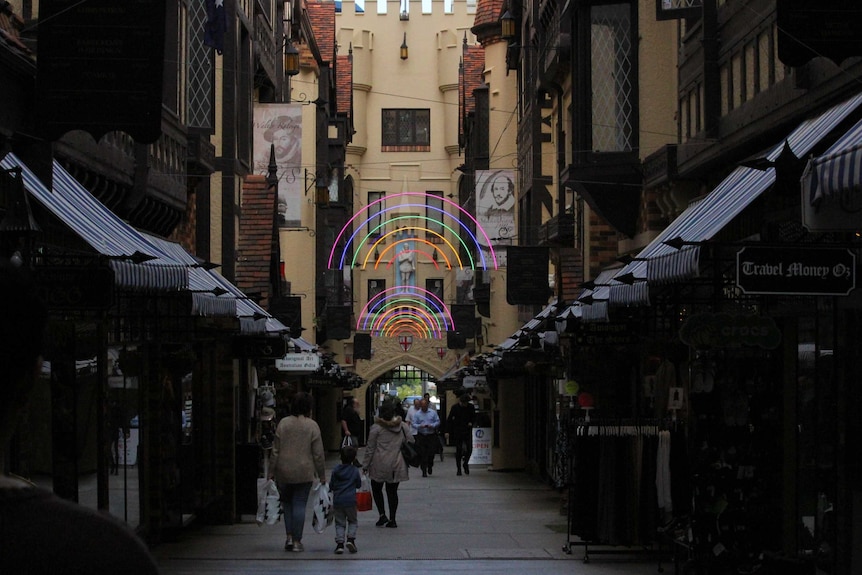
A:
1;154;188;291
806;116;862;206
495;299;560;351
605;91;862;306
143;234;289;334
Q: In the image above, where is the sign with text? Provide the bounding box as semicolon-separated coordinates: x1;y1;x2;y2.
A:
37;0;167;143
275;353;321;372
575;321;638;346
736;247;855;296
468;427;492;465
35;266;114;310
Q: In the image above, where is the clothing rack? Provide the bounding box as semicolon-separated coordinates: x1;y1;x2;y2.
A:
564;417;680;570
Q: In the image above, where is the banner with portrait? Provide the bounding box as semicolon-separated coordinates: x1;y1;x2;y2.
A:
476;169;515;267
253;104;303;227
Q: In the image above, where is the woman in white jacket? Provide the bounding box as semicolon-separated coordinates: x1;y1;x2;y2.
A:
361;398;413;528
271;392;326;552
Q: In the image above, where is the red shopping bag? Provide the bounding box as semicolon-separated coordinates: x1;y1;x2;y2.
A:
357;475;372;512
356;490;372;512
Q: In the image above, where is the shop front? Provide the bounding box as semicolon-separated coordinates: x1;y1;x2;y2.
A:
1;154;291;542
560;94;862;572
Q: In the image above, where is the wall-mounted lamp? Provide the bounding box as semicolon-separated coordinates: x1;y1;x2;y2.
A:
400;32;408;60
500;10;516;40
284;39;300;76
304;168;329;205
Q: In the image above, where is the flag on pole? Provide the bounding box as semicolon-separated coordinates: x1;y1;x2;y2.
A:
204;0;227;54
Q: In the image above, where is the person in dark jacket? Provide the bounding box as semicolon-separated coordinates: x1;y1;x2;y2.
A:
340;397;364;446
446;392;477;475
361;398;412;528
330;445;362;554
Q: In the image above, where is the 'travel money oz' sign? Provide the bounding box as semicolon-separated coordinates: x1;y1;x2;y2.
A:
736;247;855;295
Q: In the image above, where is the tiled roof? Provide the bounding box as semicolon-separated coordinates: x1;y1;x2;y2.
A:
236;175;277;309
307;0;336;63
473;0;504;28
462;44;485;116
336;54;352;117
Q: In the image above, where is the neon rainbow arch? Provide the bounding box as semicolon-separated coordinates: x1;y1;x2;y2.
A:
333;192;497;340
327;192;499;271
359;287;454;338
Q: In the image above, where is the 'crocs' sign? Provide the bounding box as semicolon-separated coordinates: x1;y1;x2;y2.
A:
680;313;781;350
736;247;855;295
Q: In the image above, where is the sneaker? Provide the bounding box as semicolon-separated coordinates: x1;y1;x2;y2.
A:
346;540;357;553
385;520;398;528
334;543;344;554
292;541;304;552
284;536;294;551
375;515;389;527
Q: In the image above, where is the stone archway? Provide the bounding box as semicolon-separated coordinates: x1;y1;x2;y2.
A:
354;334;455;383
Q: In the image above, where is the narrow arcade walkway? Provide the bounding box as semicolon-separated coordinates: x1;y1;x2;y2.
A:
154;449;663;575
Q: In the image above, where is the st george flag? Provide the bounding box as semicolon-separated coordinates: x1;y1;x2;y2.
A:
204;0;227;54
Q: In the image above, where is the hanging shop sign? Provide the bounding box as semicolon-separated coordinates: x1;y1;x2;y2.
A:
506;247;550;305
35;266;113;310
306;375;335;387
463;375;486;389
680;313;782;350
575;321;638;346
231;336;288;359
736;247;856;295
275;352;321;372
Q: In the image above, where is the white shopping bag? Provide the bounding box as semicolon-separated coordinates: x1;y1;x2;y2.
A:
311;482;333;534
256;478;282;526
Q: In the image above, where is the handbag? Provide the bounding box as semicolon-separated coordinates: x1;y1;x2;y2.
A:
400;427;421;468
356;475;372;512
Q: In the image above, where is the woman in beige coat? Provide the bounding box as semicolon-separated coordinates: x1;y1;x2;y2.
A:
361;399;413;528
271;392;326;552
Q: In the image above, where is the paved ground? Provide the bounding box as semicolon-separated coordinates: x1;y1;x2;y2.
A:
153;449;669;575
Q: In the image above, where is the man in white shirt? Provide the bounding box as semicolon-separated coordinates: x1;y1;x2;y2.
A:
404;398;421;439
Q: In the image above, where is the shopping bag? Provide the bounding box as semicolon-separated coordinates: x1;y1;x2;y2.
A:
256;478;282;526
311;482;333;533
342;435;356;448
356;475;372;512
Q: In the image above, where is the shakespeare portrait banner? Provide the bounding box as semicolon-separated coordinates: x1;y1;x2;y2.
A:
476;169;515;267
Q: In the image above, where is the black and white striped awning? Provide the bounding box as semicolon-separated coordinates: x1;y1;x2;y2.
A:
806;116;862;208
604;91;862;306
2;154;189;291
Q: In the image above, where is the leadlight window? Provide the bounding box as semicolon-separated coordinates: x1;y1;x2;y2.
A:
382;109;431;149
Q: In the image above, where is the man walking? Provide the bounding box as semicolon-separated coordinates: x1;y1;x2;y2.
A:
446;392;476;475
410;399;440;477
